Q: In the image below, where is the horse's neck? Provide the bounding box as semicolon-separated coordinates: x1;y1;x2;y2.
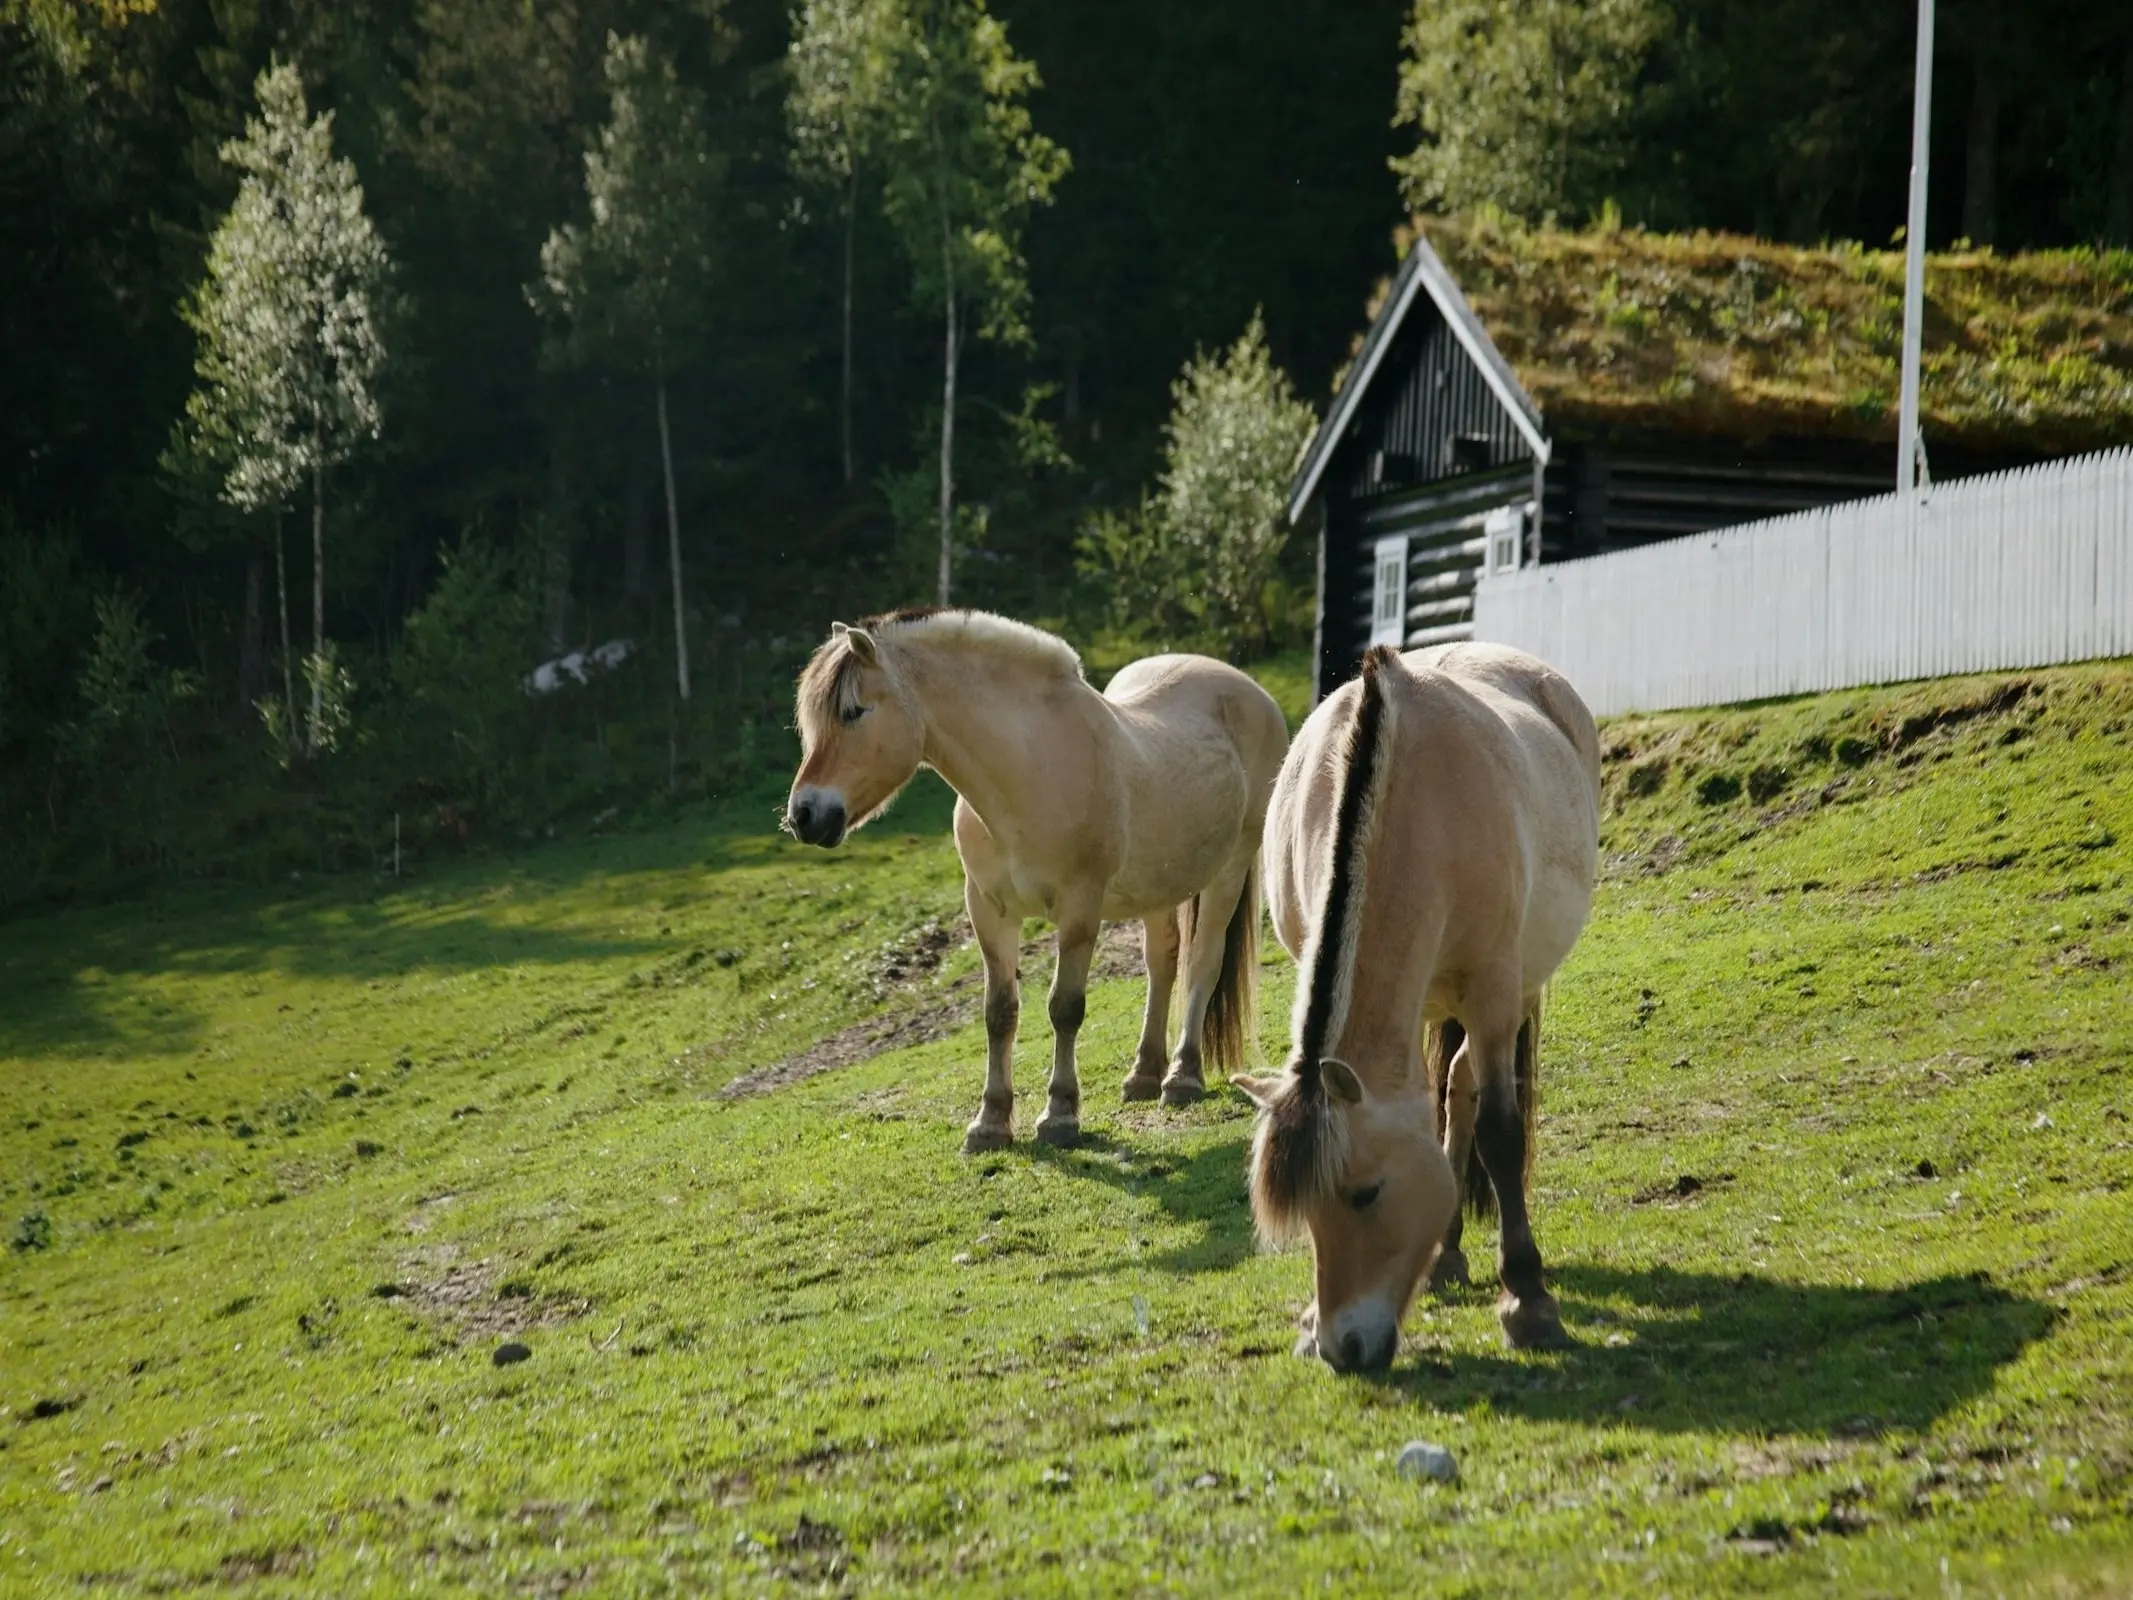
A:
1323;874;1444;1095
901;643;1088;829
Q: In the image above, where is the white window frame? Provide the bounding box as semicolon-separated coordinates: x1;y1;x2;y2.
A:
1485;504;1524;577
1369;534;1408;647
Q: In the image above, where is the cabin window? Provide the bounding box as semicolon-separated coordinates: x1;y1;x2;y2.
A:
1450;433;1492;473
1370;535;1408;646
1485;505;1524;576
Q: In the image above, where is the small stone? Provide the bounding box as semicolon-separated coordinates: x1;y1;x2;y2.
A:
492;1341;532;1367
951;1252;973;1266
2032;1112;2054;1131
1396;1441;1457;1483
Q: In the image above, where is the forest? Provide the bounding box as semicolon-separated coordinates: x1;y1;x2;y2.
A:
5;0;2132;906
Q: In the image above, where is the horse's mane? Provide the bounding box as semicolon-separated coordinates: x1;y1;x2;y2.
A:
1251;644;1401;1241
798;607;1083;726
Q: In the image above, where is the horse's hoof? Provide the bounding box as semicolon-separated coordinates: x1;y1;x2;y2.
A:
961;1122;1013;1155
1159;1075;1205;1107
1428;1247;1471;1294
1498;1293;1572;1350
1120;1072;1163;1102
1033;1113;1080;1148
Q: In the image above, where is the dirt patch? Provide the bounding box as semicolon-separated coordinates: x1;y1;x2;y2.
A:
720;921;1149;1101
1877;680;2031;753
380;1243;588;1337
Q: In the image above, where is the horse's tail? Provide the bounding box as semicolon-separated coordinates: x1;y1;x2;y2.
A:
1424;1008;1539;1217
1195;859;1260;1079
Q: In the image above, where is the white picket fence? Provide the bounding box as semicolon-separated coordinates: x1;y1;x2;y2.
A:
1473;447;2133;716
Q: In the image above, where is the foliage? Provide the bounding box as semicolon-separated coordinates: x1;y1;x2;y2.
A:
786;0;902;191
2;663;2132;1591
533;33;719;382
388;535;542;797
178;60;389;517
1078;313;1317;657
1392;0;1669;223
68;589;199;768
1412;213;2133;453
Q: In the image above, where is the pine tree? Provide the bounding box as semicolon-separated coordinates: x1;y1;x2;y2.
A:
534;33;719;702
178;59;390;757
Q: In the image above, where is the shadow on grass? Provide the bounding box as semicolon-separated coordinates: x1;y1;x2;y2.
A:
1025;1127;1257;1275
1375;1263;2057;1439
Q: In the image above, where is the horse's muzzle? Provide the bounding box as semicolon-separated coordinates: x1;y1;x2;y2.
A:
1319;1321;1397;1374
786;792;847;848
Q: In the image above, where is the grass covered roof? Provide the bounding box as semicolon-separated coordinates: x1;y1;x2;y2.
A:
1374;214;2133;455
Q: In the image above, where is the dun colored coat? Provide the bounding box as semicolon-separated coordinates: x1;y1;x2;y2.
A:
787;609;1289;1152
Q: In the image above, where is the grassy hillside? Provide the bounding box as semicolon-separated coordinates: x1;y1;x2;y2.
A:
3;661;2131;1595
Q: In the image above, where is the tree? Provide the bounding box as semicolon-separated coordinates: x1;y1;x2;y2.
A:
535;33;719;702
1076;312;1316;657
873;0;1068;604
1392;0;1668;222
177;59;389;757
788;0;901;486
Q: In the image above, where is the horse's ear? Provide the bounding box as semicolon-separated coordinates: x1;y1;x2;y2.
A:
1319;1057;1364;1104
830;621;850;638
845;627;880;665
1230;1073;1280;1108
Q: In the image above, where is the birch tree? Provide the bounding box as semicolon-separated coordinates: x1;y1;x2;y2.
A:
535;33;718;701
875;0;1067;604
178;59;389;757
788;0;901;486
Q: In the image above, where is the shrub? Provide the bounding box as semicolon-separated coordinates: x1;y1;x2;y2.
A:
1694;770;1741;805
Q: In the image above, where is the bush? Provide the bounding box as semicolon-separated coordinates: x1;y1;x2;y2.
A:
1076;311;1316;659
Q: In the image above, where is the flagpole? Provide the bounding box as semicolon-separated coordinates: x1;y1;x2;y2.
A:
1897;0;1935;495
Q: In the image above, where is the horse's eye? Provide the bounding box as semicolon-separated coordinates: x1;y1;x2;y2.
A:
1349;1180;1383;1211
840;703;870;727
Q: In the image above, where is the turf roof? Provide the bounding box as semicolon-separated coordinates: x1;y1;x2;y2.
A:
1363;213;2133;454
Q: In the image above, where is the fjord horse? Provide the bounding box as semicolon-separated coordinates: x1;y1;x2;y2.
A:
1234;642;1599;1371
786;609;1289;1153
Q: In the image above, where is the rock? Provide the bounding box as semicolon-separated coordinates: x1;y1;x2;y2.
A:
1396;1441;1457;1483
492;1341;532;1367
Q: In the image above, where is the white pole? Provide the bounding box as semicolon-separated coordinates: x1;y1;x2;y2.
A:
1897;0;1935;496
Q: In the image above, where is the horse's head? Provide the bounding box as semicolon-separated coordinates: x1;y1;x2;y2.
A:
787;622;925;848
1235;1059;1455;1373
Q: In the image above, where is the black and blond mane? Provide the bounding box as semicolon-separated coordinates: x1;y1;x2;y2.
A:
797;607;1083;728
1251;644;1401;1239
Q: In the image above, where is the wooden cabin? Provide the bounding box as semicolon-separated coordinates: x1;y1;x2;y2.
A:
1291;219;2133;700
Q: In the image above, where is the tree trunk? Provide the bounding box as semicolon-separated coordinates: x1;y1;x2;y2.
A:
275;515;295;742
657;370;691;702
623;454;649;611
308;455;324;755
2110;37;2133;247
543;423;574;655
935;191;959;606
1962;33;1999;247
239;546;264;717
842;165;858;487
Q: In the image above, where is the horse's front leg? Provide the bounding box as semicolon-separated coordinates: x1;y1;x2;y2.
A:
1121;908;1180;1102
1470;1009;1568;1349
1034;902;1100;1148
961;880;1021;1155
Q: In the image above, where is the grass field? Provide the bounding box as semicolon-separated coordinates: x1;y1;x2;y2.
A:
3;659;2131;1596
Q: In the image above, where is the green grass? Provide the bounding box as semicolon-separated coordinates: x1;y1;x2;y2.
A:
3;662;2131;1595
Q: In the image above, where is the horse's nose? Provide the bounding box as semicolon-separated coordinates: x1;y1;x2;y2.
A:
786;792;847;848
1340;1331;1365;1371
789;796;816;836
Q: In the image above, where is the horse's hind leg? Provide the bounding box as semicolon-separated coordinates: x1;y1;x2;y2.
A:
1163;859;1249;1106
961;882;1021;1155
1121;909;1180;1102
1470;1008;1569;1349
1428;1027;1478;1293
1034;900;1100;1147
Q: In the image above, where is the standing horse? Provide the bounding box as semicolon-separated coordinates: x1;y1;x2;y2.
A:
1234;642;1599;1371
786;609;1290;1153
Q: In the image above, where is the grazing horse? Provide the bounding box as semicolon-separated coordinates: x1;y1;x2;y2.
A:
786;609;1289;1153
1234;642;1599;1371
